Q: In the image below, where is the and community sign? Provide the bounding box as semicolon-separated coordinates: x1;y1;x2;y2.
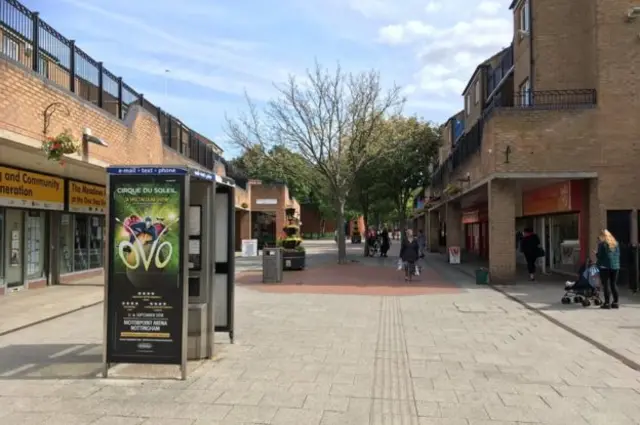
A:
0;166;64;210
69;180;107;214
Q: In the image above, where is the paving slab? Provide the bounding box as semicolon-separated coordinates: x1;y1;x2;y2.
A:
0;245;640;424
426;252;640;371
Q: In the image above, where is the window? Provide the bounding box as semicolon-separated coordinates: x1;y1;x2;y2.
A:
474;81;481;104
2;36;19;61
465;95;470;115
519;78;531;106
519;0;530;32
38;56;49;78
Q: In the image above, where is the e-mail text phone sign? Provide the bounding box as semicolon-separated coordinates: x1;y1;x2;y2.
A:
106;173;185;365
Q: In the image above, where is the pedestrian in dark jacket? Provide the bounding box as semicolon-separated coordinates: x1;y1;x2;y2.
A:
400;229;420;281
520;227;542;281
380;228;390;257
596;229;621;309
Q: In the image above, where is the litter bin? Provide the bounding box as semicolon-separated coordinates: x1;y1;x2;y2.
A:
263;247;283;283
475;268;489;285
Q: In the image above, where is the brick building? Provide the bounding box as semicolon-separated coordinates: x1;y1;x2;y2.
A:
425;0;640;282
248;181;300;249
0;0;250;295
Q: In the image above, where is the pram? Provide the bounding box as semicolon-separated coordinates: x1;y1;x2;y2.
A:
561;260;602;307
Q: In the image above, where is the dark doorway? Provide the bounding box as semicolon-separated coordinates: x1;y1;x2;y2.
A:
251;211;276;249
606;210;632;289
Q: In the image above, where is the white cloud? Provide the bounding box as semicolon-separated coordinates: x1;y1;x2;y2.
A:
377;13;512;103
378;21;436;44
425;2;443;13
58;0;292;97
477;1;503;15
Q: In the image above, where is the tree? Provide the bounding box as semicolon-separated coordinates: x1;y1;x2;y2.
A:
376;117;441;232
230;145;313;200
225;62;404;263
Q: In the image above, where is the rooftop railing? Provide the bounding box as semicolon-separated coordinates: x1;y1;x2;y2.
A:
0;0;248;189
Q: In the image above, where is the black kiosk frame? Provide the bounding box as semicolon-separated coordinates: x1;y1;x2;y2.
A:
102;166;236;380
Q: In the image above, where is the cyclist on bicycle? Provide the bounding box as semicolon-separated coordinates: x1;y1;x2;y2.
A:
400;229;420;281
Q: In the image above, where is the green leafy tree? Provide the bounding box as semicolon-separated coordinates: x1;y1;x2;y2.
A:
376;116;441;232
225;62;404;263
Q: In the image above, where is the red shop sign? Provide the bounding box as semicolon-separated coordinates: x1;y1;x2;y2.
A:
462;205;488;224
522;181;582;216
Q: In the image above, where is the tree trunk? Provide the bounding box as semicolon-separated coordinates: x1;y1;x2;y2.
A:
335;198;348;264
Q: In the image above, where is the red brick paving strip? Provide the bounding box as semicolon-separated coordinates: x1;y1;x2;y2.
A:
235;263;461;296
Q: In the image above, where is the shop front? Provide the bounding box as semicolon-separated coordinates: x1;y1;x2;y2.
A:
462;206;488;260
519;180;586;275
0;165;65;294
58;180;106;283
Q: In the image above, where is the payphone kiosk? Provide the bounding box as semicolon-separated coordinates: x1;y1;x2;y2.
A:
188;170;236;347
102;165;236;380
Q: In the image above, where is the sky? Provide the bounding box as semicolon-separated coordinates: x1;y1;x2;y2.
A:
27;0;513;158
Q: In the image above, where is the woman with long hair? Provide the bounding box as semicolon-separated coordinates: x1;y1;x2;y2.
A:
596;229;621;309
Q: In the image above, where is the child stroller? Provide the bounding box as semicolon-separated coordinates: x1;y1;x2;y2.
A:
561;260;602;307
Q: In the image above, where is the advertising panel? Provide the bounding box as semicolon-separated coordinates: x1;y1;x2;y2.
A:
106;173;185;365
0;166;64;210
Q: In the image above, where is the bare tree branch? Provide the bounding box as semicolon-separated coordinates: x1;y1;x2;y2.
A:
224;61;404;263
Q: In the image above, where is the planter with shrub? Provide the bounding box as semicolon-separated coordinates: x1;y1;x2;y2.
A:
278;224;306;270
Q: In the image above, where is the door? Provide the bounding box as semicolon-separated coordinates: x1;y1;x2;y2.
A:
25;211;46;282
4;209;24;291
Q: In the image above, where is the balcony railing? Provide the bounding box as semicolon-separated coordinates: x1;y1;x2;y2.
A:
491;89;597;110
431;88;597;190
0;0;226;175
431;119;483;189
486;45;514;96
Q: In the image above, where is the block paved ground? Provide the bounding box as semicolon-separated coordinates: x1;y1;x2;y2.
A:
426;252;640;371
1;244;640;423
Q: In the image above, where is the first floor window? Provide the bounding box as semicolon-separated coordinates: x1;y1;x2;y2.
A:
519;78;531;106
2;36;19;61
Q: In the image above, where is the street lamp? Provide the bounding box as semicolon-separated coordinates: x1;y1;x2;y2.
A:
164;69;170;98
81;127;109;161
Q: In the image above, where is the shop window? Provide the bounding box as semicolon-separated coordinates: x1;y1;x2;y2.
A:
59;214;73;274
25;211;46;280
0;209;4;284
550;213;579;273
89;216;105;269
74;215;89;271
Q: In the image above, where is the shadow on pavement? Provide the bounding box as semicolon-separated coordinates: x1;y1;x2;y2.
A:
0;343;102;380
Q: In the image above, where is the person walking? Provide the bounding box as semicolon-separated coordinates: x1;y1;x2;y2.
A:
400;229;420;281
520;227;542;281
380;227;390;257
596;229;621;309
417;230;426;258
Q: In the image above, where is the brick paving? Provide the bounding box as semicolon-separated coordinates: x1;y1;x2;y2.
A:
1;245;640;423
426;252;640;372
236;260;461;296
0;276;104;336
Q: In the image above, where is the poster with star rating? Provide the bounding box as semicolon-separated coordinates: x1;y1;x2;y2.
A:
106;172;186;365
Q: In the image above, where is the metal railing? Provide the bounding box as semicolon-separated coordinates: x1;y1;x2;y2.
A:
491;89;597;110
486;45;514;96
430;88;598;189
0;0;227;175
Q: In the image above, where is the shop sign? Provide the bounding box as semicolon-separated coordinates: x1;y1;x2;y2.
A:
0;166;64;210
106;172;185;365
462;210;479;224
462;206;488;224
256;198;277;205
522;182;574;216
69;180;107;214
